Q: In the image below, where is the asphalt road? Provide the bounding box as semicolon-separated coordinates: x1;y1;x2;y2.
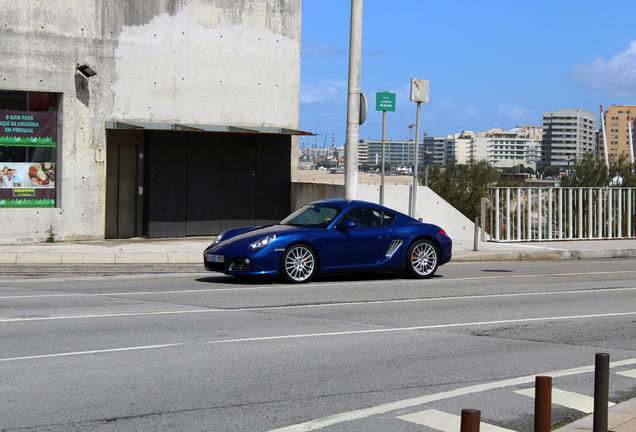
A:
3;260;636;431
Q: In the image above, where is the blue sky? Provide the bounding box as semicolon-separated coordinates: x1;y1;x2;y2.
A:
299;0;636;146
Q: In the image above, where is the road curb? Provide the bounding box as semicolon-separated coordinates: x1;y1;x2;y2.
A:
2;248;636;265
451;248;636;262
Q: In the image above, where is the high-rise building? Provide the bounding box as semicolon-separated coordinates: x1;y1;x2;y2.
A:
541;109;596;168
600;105;636;163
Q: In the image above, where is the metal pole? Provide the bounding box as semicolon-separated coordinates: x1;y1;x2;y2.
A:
344;0;363;201
594;353;610;432
535;376;552;432
481;197;487;243
517;188;522;241
474;217;479;251
380;110;386;205
460;409;480;432
411;102;421;217
495;188;500;241
629;116;634;164
506;188;511;241
600;105;609;169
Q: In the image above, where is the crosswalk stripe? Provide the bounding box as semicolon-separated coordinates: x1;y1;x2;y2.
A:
514;388;614;413
617;368;636;378
397;409;516;432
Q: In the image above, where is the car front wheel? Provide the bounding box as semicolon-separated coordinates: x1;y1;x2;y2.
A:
406;239;438;278
281;244;316;283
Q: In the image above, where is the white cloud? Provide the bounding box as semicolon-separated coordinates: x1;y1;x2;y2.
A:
464;105;480;117
498;104;525;120
300;80;347;104
570;41;636;98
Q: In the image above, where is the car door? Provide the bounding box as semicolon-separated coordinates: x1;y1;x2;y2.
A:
325;207;392;268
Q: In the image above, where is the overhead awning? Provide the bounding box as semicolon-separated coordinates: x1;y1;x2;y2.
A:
105;121;314;135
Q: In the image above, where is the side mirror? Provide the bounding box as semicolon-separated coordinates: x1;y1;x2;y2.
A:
337;219;356;230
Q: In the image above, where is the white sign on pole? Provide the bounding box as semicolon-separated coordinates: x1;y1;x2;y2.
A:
410;78;429;103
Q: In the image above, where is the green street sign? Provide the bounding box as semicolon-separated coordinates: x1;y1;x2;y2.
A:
376;92;396;112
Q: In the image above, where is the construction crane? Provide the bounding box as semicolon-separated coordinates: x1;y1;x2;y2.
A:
409;124;416;141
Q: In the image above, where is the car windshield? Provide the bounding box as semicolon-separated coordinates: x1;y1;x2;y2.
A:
279;204;342;229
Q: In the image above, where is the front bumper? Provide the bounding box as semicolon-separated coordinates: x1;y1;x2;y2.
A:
203;248;281;276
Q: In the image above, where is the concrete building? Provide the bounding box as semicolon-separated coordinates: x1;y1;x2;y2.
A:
541;109;596;168
485;126;542;170
450;127;542;170
360;139;418;167
359;137;451;168
0;1;304;243
423;136;453;166
448;131;475;164
601;105;636;163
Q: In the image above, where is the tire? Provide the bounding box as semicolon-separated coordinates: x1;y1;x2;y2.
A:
405;239;439;278
281;244;317;283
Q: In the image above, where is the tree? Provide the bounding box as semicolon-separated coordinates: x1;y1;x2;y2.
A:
536;165;561;177
560;152;636;187
425;159;522;221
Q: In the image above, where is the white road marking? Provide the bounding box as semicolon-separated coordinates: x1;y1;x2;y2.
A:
199;312;636;346
5;312;636;363
514;387;614;413
0;343;184;362
4;286;636;323
398;409;515;432
2;269;636;298
617;368;636;378
266;358;636;432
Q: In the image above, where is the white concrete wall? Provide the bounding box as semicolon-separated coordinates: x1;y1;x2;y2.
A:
0;0;301;244
291;183;476;241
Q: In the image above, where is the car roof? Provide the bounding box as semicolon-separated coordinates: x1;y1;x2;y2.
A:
309;199;389;211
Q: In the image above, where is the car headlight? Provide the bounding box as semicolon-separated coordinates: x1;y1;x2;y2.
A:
249;235;276;250
213;231;227;245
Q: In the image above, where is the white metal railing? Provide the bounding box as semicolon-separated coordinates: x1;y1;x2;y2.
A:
483;187;636;242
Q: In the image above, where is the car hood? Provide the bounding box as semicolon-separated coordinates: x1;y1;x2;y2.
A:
218;224;312;246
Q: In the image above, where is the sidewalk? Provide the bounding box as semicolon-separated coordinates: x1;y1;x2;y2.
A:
2;236;636;265
556;397;636;432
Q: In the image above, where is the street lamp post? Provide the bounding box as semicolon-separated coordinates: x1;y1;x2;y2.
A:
344;0;363;201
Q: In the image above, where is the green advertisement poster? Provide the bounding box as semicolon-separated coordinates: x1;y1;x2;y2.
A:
0;110;56;208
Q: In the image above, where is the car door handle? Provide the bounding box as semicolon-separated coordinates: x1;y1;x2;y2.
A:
379;235;389;240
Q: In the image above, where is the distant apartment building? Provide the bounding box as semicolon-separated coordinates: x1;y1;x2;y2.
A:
359;139;449;167
423;136;454;165
541;109;596;168
448;131;475;164
600;105;636;162
486;126;542;169
446;127;542;169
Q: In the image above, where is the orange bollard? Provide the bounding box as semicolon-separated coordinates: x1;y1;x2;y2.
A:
460;409;480;432
535;376;552;432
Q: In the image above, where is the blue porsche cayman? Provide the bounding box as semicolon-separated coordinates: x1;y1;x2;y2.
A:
203;199;452;283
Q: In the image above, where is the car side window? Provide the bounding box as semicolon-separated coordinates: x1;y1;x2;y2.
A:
345;207;382;228
381;211;396;226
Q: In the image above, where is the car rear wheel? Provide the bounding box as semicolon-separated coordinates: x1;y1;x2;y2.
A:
281;244;316;283
406;239;438;278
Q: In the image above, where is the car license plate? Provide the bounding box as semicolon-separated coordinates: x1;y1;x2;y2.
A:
207;254;224;263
